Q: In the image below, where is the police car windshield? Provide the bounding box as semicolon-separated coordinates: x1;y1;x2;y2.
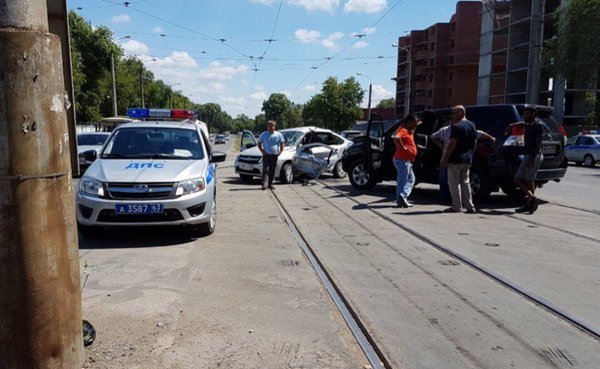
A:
282;130;303;146
101;127;204;160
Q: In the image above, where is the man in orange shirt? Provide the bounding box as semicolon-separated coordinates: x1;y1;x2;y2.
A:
393;114;421;208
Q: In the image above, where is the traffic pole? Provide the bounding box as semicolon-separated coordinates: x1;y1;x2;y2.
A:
0;0;84;368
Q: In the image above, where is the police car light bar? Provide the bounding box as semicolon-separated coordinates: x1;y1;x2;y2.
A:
127;108;196;120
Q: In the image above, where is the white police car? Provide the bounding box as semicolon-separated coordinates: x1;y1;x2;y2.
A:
76;108;225;237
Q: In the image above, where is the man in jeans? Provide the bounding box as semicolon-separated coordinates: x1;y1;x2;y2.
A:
258;120;285;190
392;114;421;208
506;106;544;213
441;105;477;213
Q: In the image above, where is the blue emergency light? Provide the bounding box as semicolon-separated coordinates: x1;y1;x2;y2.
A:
127;108;149;118
127;108;195;120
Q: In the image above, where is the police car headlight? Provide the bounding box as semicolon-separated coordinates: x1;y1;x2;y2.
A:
79;177;104;197
176;177;205;196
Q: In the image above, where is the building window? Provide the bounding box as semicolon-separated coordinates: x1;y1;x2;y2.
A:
428;90;432;98
429;58;435;67
429;74;434;82
450;39;455;48
451;23;456;32
448;88;453;97
448;56;454;64
431;42;435;51
448;72;453;81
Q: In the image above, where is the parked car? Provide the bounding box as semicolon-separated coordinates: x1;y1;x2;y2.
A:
564;134;600;167
77;132;111;170
340;130;363;141
76;108;226;237
235;127;351;183
342;104;568;201
214;134;226;144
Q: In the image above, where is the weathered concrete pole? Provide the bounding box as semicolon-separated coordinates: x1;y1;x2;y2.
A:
0;0;83;368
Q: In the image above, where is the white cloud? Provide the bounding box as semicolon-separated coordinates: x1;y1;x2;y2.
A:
121;40;149;55
295;29;321;43
281;90;292;98
198;61;249;81
371;84;394;106
112;14;130;23
344;0;387;14
152;26;163;33
302;85;317;92
353;40;369;48
209;82;226;93
321;32;344;49
288;0;340;13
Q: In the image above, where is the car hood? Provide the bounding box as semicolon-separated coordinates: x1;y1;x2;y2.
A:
239;146;296;157
84;159;207;183
77;145;103;154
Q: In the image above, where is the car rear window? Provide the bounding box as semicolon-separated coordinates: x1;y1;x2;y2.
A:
78;134;109;146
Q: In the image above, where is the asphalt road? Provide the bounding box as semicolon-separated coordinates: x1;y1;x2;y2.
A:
77;147;600;368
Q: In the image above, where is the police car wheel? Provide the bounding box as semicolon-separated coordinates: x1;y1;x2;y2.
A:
280;163;294;184
194;200;216;237
77;222;103;238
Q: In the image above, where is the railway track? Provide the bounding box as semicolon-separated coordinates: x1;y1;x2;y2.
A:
286;179;600;343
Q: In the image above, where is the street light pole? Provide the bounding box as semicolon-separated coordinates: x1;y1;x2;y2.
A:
356;73;373;122
392;43;412;116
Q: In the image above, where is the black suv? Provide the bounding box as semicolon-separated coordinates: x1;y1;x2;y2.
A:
341;104;568;201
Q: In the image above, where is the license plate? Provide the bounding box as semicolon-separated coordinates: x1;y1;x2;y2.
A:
115;203;164;214
542;145;557;155
239;163;253;170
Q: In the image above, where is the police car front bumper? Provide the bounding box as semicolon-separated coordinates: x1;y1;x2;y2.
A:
76;189;214;227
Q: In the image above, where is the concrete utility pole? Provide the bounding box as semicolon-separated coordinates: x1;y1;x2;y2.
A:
140;66;145;108
0;0;83;368
111;52;118;116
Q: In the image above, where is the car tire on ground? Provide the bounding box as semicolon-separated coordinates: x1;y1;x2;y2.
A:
469;165;491;203
583;154;596;167
279;162;294;184
239;174;254;183
191;199;216;237
348;159;377;190
332;160;347;178
77;222;103;238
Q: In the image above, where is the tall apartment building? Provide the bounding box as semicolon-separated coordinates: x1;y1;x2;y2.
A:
394;1;485;116
478;0;599;128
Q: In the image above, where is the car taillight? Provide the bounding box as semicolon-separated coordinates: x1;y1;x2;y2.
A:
503;135;524;147
559;126;567;137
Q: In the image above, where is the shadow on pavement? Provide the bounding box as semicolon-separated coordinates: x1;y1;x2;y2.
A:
79;226;194;249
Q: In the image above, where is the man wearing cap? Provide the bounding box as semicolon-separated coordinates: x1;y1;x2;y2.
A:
258;120;285;190
506;106;544;213
441;105;477;213
392;114;421;208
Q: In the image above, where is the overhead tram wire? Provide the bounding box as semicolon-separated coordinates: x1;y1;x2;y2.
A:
291;0;406;94
245;0;284;113
99;0;252;59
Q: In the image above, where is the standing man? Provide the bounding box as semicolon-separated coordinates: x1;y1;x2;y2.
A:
393;114;421;208
258;120;285;190
431;121;496;204
506;106;544;213
441;105;477;213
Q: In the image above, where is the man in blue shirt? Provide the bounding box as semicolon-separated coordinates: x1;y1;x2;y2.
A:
258;120;285;190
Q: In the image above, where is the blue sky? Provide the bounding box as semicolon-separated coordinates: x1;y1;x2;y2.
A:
70;0;465;117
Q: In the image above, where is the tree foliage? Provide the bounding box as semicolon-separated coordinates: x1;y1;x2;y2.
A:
376;97;395;109
302;77;364;131
545;0;600;124
262;93;292;129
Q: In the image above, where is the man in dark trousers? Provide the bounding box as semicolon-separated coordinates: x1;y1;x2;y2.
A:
258;120;285;190
506;106;544;213
441;105;477;213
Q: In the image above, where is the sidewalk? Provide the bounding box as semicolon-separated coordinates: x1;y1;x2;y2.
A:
79;166;367;368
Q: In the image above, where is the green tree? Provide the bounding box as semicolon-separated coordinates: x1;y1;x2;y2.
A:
232;114;254;132
262;93;292;129
545;0;600;124
254;113;267;133
302;76;364;131
69;11;121;122
282;105;304;128
376;97;395;109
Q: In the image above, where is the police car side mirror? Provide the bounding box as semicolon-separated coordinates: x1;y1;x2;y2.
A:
211;152;226;163
83;150;97;162
245;143;256;149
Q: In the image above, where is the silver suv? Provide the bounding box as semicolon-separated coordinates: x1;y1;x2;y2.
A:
76;117;225;237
